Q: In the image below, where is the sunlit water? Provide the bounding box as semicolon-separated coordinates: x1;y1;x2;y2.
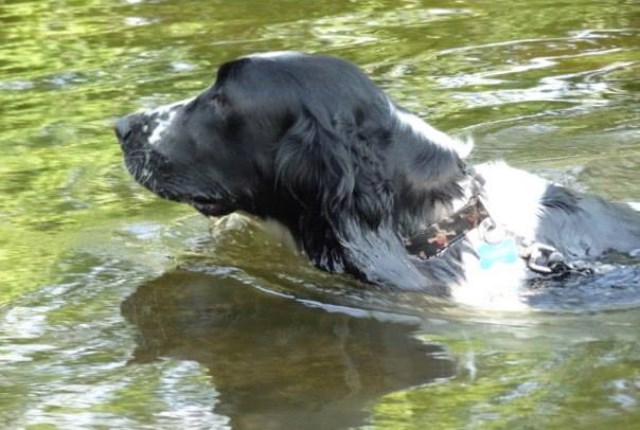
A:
2;0;640;428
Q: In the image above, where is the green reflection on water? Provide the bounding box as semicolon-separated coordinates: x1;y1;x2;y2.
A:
2;0;640;428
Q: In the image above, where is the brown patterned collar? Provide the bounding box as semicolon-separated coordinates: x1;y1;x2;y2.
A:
403;196;490;259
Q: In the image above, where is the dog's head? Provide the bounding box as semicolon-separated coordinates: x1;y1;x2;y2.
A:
115;52;470;291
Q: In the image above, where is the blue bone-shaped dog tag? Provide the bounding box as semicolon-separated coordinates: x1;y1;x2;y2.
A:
477;237;519;269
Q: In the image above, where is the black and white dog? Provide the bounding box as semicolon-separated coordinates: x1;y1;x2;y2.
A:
115;52;640;309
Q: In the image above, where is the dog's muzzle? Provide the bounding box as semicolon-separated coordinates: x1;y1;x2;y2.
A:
114;115;133;143
114;113;146;148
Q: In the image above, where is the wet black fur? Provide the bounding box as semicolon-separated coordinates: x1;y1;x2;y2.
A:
116;53;640;295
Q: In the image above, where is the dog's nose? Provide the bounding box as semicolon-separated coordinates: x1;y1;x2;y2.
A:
114;115;134;143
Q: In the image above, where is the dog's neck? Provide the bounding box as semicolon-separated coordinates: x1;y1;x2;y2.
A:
260;104;477;291
383;104;478;237
260;156;476;292
400;169;473;229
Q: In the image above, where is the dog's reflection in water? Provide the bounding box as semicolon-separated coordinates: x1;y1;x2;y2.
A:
121;270;455;429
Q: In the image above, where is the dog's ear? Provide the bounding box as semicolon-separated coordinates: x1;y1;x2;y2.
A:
275;108;430;291
275;108;358;220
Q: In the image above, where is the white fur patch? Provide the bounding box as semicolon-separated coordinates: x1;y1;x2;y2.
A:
628;202;640;212
474;162;547;239
144;96;195;146
389;102;473;158
245;51;302;60
448;162;553;311
628;202;640;257
451;230;530;312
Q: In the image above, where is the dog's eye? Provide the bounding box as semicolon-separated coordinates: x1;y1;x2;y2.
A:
211;93;228;109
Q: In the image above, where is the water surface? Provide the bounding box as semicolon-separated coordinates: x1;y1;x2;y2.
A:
2;0;640;428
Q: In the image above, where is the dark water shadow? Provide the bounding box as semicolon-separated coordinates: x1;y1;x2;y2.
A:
121;270;455;430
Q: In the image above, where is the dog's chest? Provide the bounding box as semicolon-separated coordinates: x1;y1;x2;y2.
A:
452;229;532;310
446;162;551;310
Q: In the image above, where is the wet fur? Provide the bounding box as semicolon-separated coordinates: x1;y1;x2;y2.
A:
115;52;640;306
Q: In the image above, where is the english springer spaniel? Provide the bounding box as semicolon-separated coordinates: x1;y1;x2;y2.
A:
115;51;640;309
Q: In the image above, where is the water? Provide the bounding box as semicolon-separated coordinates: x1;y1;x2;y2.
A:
2;0;640;428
